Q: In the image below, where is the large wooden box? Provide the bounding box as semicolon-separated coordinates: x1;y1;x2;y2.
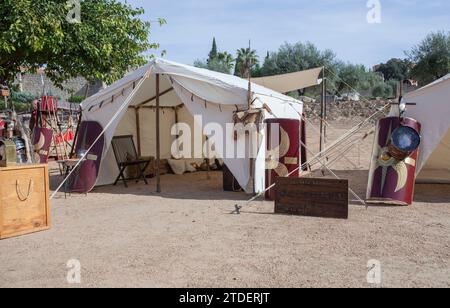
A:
0;164;51;239
275;177;349;219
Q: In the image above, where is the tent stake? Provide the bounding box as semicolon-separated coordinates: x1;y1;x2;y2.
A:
156;74;161;193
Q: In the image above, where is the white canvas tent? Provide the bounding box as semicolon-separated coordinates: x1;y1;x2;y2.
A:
80;59;305;193
389;74;450;183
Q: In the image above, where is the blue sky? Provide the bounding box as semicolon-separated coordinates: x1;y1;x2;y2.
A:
122;0;450;68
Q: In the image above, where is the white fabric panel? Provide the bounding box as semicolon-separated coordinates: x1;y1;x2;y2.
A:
82;75;149;187
389;74;450;182
139;108;176;158
82;65;151;111
131;76;178;107
252;67;323;93
172;80;253;192
90;108;141;187
115;109;138;138
417;129;450;183
176;106;204;158
97;147;119;186
170;75;248;106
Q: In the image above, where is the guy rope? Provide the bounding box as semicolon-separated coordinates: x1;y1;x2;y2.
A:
232;64;392;214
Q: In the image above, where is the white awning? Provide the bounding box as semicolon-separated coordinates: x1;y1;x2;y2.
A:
252;67;323;94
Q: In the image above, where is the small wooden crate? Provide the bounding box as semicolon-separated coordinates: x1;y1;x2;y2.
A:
0;164;51;239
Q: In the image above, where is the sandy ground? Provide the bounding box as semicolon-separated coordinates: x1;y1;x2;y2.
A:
1;120;449;288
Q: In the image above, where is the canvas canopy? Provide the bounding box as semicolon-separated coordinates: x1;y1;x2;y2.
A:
80;59;304;193
389;74;450;183
252;67;323;94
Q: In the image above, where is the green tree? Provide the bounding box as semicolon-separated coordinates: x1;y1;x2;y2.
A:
407;31;450;85
0;0;163;86
261;42;336;76
375;58;411;81
217;52;234;72
195;39;234;74
332;63;386;95
372;82;394;99
235;47;259;78
207;38;218;65
195;53;234;74
334;63;368;93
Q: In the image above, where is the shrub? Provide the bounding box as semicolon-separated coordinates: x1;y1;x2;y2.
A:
68;95;85;104
372;82;393;98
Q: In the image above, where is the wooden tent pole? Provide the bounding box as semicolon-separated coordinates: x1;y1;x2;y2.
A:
247;39;256;194
156;74;161;193
323;75;327;145
135;107;141;157
319;67;325;155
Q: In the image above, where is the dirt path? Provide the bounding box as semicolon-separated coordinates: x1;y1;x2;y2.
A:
1;120;449;288
1;170;449;288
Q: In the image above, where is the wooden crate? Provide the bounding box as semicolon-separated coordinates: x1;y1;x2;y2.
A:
0;164;51;239
275;177;349;219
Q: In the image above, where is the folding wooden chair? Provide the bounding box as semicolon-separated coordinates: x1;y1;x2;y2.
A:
111;135;151;187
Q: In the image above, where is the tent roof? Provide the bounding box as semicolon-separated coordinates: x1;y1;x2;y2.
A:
407;73;450;97
81;59;303;111
392;73;450;180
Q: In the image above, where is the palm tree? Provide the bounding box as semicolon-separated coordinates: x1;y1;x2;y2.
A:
235;48;259;78
217;52;235;72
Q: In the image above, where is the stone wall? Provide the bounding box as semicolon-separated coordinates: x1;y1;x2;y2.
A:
303;99;392;123
14;73;87;100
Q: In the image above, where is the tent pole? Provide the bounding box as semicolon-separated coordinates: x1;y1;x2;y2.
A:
135;107;141;157
319;67;325;155
301;113;308;171
324;75;327;145
247;39;256;193
174;106;181;157
156;74;161;193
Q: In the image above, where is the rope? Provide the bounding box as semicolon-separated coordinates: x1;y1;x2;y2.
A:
233;66;391;213
231;105;389;214
16;179;34;202
324;67;380;106
298;139;367;206
316;104;390;157
50;70;151;200
299;113;357;166
232;136;366;214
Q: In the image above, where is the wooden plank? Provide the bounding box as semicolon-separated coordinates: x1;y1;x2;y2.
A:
275;177;348;219
129;105;179;110
135;108;141;156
